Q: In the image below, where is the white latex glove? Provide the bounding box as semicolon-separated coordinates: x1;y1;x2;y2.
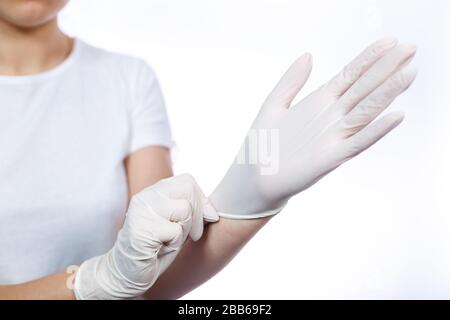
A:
74;174;219;300
210;38;417;219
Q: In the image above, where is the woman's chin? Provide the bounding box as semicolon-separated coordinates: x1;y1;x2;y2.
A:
0;0;68;28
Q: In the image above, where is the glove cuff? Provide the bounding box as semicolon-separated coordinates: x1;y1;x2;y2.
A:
218;203;286;220
73;255;112;300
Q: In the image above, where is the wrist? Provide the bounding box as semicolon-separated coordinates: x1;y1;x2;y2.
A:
74;255;112;300
210;165;287;218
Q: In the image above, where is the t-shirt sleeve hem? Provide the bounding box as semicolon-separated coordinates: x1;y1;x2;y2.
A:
128;137;176;155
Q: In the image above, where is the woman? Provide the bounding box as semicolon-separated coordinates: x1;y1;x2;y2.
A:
0;0;417;299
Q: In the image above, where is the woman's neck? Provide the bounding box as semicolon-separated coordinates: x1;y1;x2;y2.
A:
0;18;72;76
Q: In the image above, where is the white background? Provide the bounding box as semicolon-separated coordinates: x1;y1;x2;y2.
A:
60;0;450;299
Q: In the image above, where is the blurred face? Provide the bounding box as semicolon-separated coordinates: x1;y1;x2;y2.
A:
0;0;68;28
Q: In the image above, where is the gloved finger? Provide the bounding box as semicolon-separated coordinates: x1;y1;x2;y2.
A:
288;37;399;128
264;53;313;109
155;197;193;242
187;182;207;241
344;112;405;157
158;227;188;274
155;174;216;240
152;215;185;244
159;224;186;255
203;197;219;223
130;187;191;224
154;174;199;201
165;198;192;223
335;43;416;115
158;219;188;271
174;180;218;240
187;180;220;240
151;174;218;240
325;37;398;97
143;175;199;223
167;174;218;237
157;249;179;275
157;229;185;277
339;66;417;138
189;199;204;242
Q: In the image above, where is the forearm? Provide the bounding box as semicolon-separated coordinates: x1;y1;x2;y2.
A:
0;217;267;300
145;216;272;300
0;270;76;300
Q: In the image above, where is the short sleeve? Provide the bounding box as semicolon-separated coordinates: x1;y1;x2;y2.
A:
127;61;174;154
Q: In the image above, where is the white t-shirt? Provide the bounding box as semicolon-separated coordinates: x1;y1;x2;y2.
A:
0;39;174;285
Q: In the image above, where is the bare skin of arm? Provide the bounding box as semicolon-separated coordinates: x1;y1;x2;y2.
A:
0;272;76;300
124;146;173;197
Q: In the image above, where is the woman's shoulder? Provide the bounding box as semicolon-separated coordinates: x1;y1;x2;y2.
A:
75;38;155;78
